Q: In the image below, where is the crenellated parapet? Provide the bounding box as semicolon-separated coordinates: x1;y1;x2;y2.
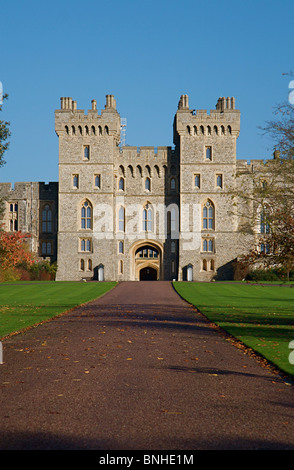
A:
55;94;121;142
175;94;240;142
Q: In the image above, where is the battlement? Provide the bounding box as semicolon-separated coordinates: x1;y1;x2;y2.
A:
175;94;240;140
55;94;121;139
120;146;177;161
59;94;117;113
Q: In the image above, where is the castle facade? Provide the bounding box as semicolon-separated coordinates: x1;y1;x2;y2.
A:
1;94;262;281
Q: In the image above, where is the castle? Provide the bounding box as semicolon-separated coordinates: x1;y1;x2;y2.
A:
0;94;264;281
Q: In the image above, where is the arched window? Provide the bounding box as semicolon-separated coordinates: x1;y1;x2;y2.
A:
91;125;96;135
73;174;79;188
145;177;151;191
194;174;200;188
202;259;207;271
98;125;102;135
170;178;176;190
203;200;215;230
88;259;92;271
216;174;223;188
71;125;76;135
105;125;109;135
119;177;125;191
208;239;214;252
42;205;52;233
142;205;153;232
65;125;69;135
81;200;92;229
118;207;125;231
135;245;158;258
80;259;85;271
119;241;124;254
260;211;270;234
84;146;90;160
206;146;212;160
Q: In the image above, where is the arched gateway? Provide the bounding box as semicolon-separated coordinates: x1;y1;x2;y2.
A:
130;241;163;281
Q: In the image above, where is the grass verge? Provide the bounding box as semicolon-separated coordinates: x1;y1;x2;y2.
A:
173;282;294;377
0;281;117;339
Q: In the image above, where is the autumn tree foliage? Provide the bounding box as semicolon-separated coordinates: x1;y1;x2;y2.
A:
237;99;294;279
0;231;35;271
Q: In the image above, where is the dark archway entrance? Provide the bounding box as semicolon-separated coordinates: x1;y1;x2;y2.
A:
139;267;157;281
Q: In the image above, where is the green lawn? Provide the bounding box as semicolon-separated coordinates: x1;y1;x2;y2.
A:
173;282;294;377
0;281;117;339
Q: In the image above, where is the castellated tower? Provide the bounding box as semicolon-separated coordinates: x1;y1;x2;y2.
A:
175;94;242;280
55;95;121;281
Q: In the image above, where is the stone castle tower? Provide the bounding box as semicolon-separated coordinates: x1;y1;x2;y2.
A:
54;93;250;282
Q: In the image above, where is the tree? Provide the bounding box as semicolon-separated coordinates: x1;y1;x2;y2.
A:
0;231;35;271
0;93;11;220
236;100;294;280
0;93;11;168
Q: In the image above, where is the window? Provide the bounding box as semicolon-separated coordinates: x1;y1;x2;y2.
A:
135;246;158;258
118;241;124;254
88;259;92;271
73;174;79;189
194;174;200;188
8;202;18;232
171;260;175;274
42;204;52;233
80;238;92;252
142;205;152;232
118;207;125;231
145;177;151;191
202;238;214;252
41;241;52;256
260;211;270;234
261;243;270;254
94;174;101;188
84;145;90;160
171;240;176;253
216;174;223;188
203;200;215;230
119;177;125;191
170;178;176;190
205;146;212;160
80;259;85;271
119;260;123;274
81;201;92;229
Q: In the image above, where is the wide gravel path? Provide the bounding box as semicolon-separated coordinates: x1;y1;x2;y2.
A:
1;281;294;450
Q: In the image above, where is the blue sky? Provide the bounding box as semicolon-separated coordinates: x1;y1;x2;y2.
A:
1;0;293;183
